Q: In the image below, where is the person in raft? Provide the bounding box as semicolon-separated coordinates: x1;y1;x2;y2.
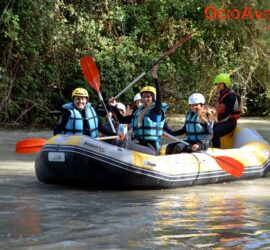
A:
133;92;142;112
164;93;217;154
53;87;117;137
105;102;128;141
108;65;167;155
211;73;242;148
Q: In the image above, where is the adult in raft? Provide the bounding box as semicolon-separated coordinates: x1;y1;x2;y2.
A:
53;87;117;137
164;93;217;154
108;65;167;155
211;73;242;148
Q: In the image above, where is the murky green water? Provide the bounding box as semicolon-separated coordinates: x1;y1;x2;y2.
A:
0;118;269;249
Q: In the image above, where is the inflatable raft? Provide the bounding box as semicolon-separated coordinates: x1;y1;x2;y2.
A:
35;127;270;189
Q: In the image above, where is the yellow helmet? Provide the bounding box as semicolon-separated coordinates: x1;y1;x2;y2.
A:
71;88;89;98
140;86;156;99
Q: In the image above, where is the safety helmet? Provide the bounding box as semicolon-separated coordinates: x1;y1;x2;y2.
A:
140;86;156;99
71;88;89;98
134;93;141;102
188;93;205;105
117;102;126;113
213;73;231;88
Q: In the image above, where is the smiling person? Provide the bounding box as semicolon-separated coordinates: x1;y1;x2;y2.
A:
212;73;242;148
108;65;167;155
53;88;116;137
164;93;217;154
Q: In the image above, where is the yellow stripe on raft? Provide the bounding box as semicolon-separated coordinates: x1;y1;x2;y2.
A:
132;150;201;175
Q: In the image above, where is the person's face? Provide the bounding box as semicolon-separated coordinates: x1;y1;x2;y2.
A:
190;103;202;113
135;99;142;108
141;92;153;107
215;82;226;92
73;96;87;110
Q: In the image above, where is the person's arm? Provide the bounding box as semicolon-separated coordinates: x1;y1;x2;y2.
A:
149;66;163;122
151;66;162;116
53;109;70;135
98;117;117;136
218;94;237;121
111;106;133;124
163;122;186;136
192;121;213;151
108;98;133;124
201;121;214;140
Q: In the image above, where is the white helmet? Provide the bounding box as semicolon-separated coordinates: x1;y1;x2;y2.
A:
188;93;205;105
134;93;141;102
117;102;126;113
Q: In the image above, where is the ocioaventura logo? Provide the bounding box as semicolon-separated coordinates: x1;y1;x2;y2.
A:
204;1;270;31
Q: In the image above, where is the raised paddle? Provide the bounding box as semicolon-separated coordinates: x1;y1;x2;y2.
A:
80;55;116;133
163;131;244;177
15;136;119;154
115;33;193;99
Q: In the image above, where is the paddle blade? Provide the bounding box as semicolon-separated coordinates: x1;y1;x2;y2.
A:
80;55;100;93
214;156;244;177
16;138;47;154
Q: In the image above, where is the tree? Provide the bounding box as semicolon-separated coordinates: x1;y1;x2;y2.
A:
0;0;269;127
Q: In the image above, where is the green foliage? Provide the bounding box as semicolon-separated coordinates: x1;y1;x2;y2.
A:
0;0;269;127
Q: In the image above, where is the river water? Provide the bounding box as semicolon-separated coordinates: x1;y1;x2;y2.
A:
0;118;270;249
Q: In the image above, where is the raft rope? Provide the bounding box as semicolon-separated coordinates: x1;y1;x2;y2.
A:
190;153;201;185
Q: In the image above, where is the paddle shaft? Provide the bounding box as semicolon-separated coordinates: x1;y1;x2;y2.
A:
115;33;192;99
164;131;219;157
97;92;116;133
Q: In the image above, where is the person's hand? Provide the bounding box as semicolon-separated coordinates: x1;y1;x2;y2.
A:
150;65;158;79
108;97;117;107
117;134;126;141
191;144;200;151
107;112;112;120
162;133;168;138
125;104;133;116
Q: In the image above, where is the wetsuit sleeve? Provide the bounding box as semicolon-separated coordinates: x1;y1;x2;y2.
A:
53;109;70;135
111;106;133;124
201;121;214;140
219;94;237;121
150;78;163;122
163;122;186;136
98;117;117;136
196;121;214;150
152;78;162;115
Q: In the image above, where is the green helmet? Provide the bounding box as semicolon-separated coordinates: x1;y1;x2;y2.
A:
213;73;231;88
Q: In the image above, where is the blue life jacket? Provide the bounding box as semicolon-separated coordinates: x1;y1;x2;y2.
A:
62;102;99;137
185;111;212;141
132;103;167;149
